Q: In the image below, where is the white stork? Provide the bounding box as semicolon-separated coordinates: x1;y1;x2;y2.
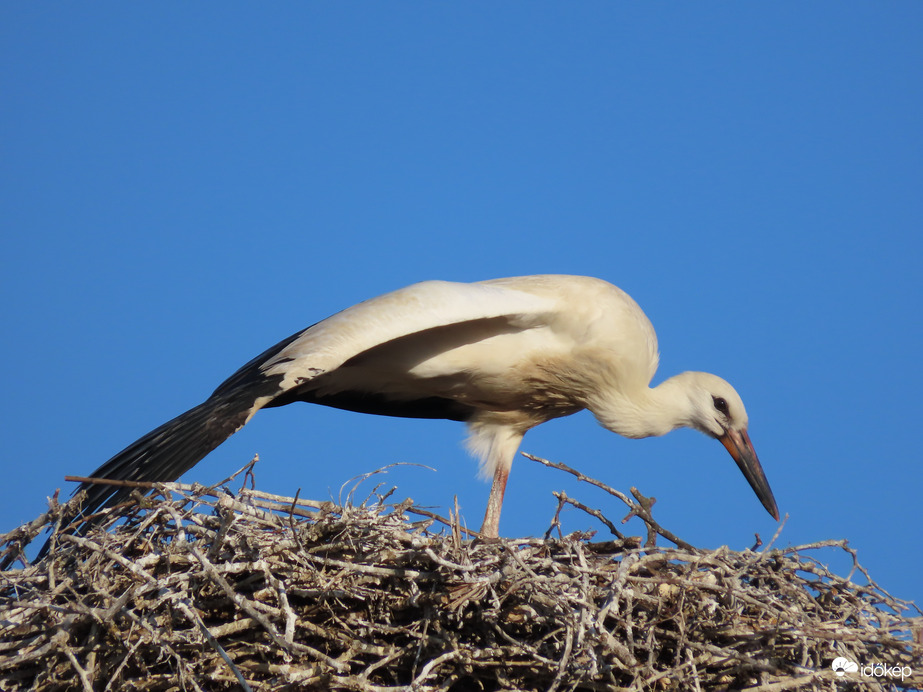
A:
60;275;779;540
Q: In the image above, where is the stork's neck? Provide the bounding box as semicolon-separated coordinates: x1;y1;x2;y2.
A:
589;375;695;439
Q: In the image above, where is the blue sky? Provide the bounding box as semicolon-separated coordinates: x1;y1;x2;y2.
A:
2;5;921;608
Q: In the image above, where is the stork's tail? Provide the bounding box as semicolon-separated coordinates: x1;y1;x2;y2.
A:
37;387;263;557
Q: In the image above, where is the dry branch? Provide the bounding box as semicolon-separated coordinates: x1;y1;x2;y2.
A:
1;459;920;691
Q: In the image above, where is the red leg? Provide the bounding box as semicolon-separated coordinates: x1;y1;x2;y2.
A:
480;465;509;538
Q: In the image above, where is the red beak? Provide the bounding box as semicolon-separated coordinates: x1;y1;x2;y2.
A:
719;428;779;521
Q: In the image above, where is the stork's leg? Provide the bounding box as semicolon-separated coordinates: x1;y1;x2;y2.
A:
467;421;523;539
480;465;509;538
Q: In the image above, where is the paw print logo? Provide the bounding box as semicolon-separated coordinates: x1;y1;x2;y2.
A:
831;657;858;676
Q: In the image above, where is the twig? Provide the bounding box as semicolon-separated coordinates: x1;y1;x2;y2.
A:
550;491;625;539
524;453;693;550
176;600;253;692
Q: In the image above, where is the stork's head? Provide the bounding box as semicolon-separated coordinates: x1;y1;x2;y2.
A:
679;372;779;521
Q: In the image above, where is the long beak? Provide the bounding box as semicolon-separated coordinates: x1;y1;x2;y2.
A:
719;428;780;521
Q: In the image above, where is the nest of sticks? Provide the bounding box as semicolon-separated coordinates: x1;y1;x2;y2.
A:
1;455;921;691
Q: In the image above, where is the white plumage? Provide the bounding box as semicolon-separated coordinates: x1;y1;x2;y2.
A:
61;275;779;541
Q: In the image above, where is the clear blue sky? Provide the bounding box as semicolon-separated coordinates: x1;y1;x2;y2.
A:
3;5;921;607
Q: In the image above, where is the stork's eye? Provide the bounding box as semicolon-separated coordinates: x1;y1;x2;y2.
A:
713;396;729;415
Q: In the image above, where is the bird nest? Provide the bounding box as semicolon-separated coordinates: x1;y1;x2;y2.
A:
1;457;920;691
